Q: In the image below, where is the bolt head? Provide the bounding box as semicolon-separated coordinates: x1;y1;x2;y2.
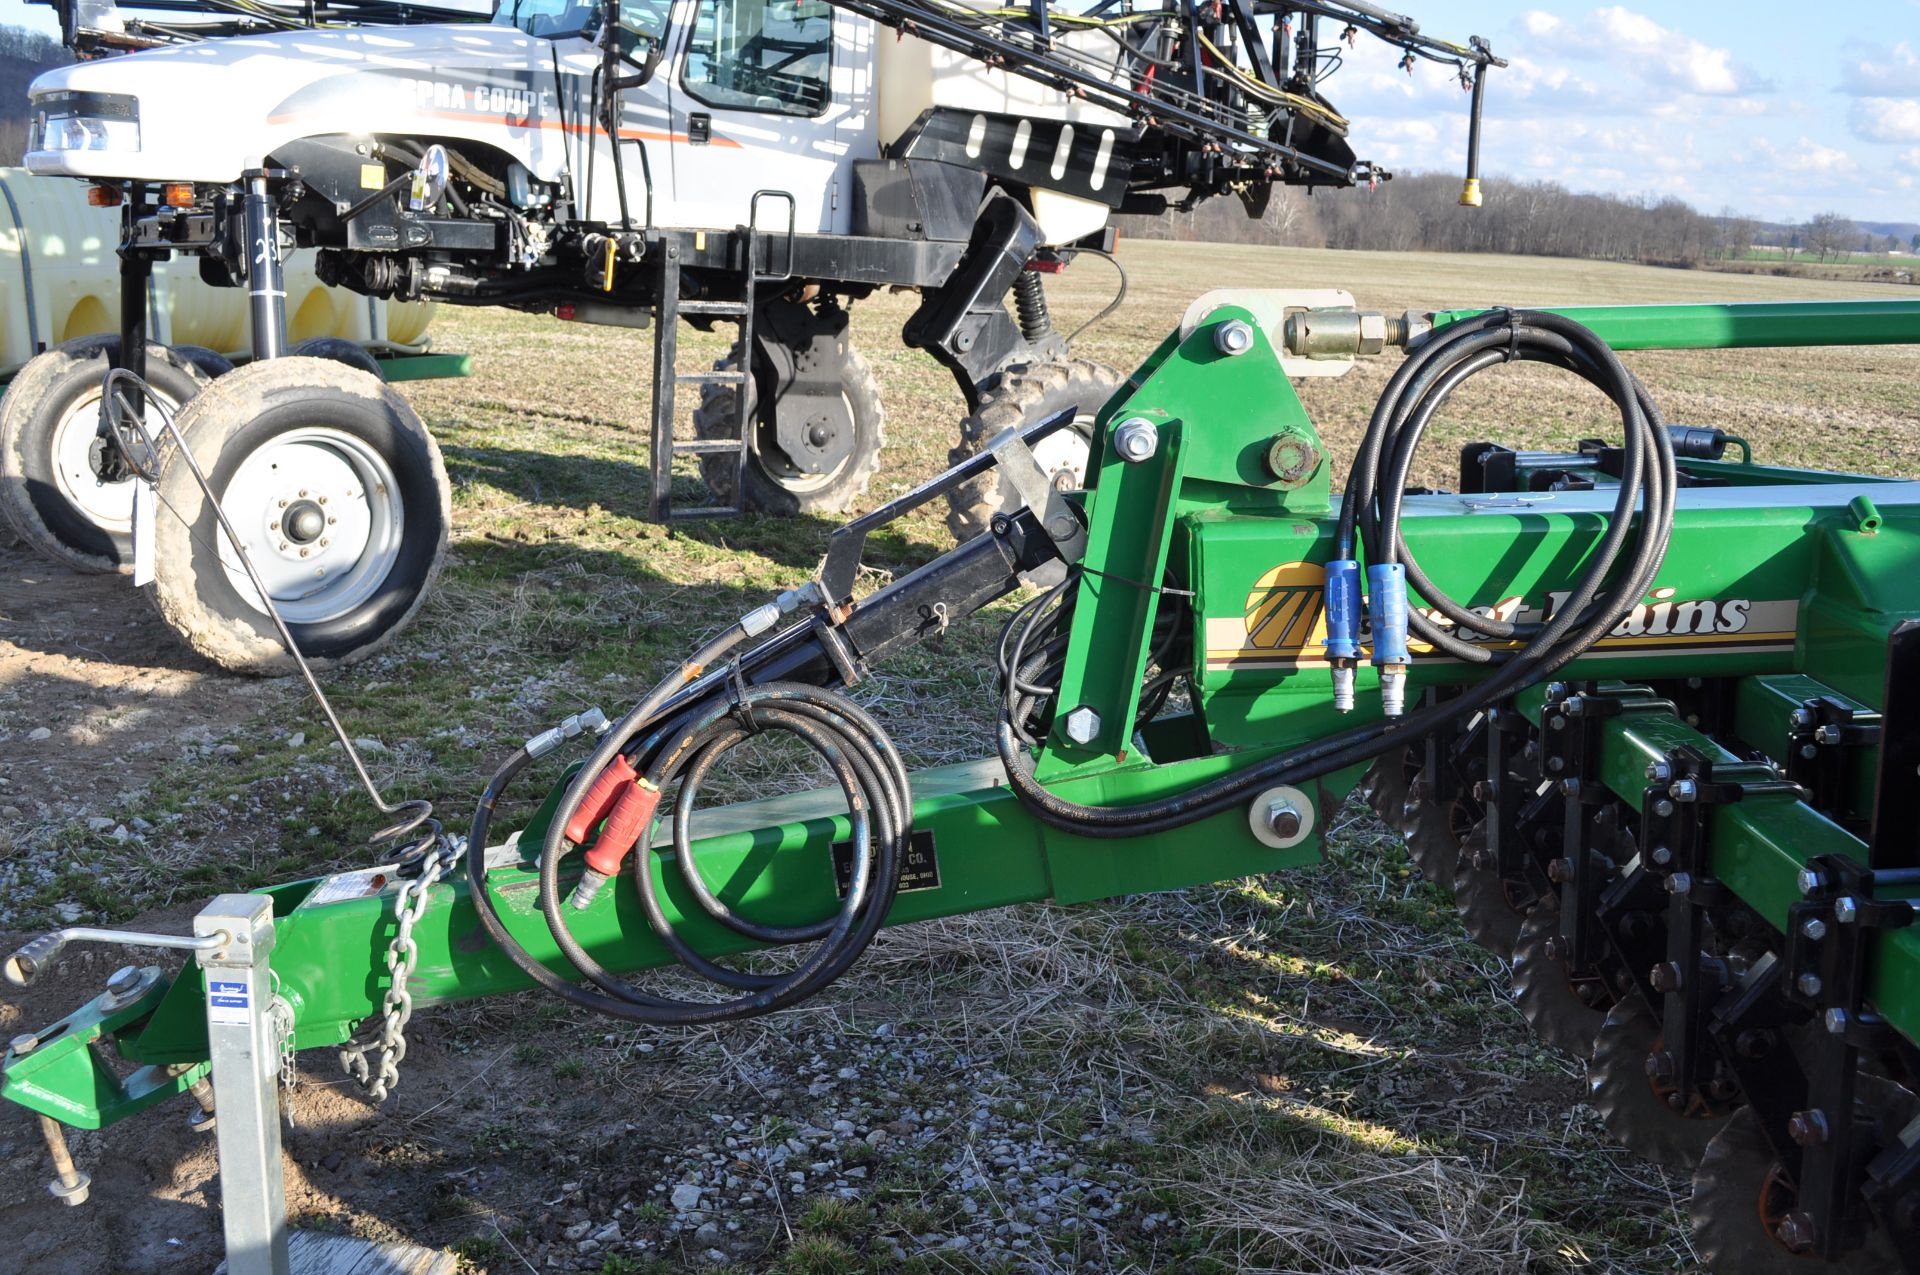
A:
1563;696;1586;717
1834;897;1859;924
1213;319;1255;356
1790;708;1815;729
1797;972;1824;998
1800;917;1828;941
1666;872;1693;895
1824;1007;1848;1034
1645;760;1671;782
1787;1109;1829;1146
1654;799;1675;818
1797;868;1825;897
1776;1212;1815;1253
1669;778;1699;802
1112;417;1159;463
1649;845;1673;866
1063;706;1101;746
1799;743;1820;760
105;965;140;996
1546;682;1568;700
1046;514;1078;541
9;1032;38;1056
1559;778;1579;797
1265;801;1303;840
1644;1050;1675;1080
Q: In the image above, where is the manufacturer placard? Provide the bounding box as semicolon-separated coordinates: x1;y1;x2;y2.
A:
832;829;940;898
206;979;251;1025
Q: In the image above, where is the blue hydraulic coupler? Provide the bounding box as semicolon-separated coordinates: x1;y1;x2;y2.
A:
1367;563;1412;716
1322;559;1363;712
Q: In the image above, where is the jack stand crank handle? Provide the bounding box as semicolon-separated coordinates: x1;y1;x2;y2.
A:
4;927;231;987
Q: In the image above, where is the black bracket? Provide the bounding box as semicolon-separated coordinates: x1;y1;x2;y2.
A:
1786;694;1881;832
1782;853;1920;1259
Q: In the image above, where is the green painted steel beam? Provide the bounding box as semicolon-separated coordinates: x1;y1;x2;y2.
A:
375;351;473;382
1429;300;1920;351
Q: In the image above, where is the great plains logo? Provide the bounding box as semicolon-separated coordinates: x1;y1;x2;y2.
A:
1205;562;1797;671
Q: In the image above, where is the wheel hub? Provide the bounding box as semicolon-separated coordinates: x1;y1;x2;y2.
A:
49;387;166;534
217;428;405;625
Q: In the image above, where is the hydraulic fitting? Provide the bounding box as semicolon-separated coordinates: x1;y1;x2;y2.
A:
1322;559;1362;712
1367;563;1411;717
525;706;610;760
563;754;638;845
569;778;663;910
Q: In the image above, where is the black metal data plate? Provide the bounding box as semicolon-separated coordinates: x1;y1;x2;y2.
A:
833;829;940;898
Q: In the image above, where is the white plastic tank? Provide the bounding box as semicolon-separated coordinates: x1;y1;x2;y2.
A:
0;168;435;370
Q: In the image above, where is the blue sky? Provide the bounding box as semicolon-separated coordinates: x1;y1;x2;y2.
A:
4;0;1915;224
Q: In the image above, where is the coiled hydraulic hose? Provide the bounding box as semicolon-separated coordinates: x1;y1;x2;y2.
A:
465;601;910;1024
997;308;1676;836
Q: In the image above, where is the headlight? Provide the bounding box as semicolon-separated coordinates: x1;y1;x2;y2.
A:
30;91;141;154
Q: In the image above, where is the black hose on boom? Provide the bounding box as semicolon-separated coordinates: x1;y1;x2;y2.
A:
997;308;1676;836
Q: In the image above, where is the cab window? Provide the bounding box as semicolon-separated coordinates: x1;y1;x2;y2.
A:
683;0;833;117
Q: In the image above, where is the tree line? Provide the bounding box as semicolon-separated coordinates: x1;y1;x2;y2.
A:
1117;172;1895;269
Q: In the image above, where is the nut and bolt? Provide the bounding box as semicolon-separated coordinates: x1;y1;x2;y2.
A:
1834;897;1859;924
1645;760;1672;783
38;1115;89;1207
1775;1212;1816;1253
1790;708;1815;730
1265;801;1304;841
1649;845;1673;866
1046;514;1079;541
1546;756;1565;773
1666;872;1693;896
1654;799;1675;818
1213;319;1256;356
10;1032;39;1056
1787;1109;1831;1146
1825;1008;1850;1035
1801;917;1828;941
1649;962;1683;993
1798;868;1826;897
1112;417;1160;463
1668;778;1699;802
105;965;141;998
1814;724;1841;744
1799;744;1820;760
1563;696;1587;717
1797;972;1824;998
1063;706;1102;745
1558;778;1580;797
1545;682;1568;700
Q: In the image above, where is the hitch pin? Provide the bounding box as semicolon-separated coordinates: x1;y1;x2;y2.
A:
4;927;231;988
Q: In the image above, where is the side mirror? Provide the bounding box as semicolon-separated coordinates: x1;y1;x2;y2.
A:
407;144;450;213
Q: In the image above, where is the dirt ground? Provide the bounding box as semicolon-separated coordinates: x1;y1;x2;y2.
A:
3;243;1918;1274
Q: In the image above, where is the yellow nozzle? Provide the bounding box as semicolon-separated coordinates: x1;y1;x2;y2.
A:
1458;178;1483;208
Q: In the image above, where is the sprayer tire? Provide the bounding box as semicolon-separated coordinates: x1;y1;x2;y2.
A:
694;346;885;516
0;337;210;574
943;359;1123;544
144;357;449;675
290;337;385;380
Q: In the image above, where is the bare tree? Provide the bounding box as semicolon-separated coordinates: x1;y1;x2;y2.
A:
1802;211;1855;263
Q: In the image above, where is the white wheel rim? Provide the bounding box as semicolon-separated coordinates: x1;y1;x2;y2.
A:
1028;419;1093;492
49;386;173;533
215;427;405;625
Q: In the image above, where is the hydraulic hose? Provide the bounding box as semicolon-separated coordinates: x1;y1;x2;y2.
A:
999;308;1675;836
465;604;910;1024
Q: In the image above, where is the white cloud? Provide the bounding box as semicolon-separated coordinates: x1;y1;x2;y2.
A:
1840;41;1920;96
1518;6;1767;96
1851;98;1920;143
1753;137;1860;175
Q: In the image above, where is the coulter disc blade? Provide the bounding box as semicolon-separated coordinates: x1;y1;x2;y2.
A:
1451;820;1532;957
1588;1000;1729;1171
1511;901;1613;1055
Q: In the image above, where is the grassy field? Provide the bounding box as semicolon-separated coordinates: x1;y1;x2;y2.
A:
3;242;1919;1274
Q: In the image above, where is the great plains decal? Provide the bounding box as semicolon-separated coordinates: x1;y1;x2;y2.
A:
1206;561;1797;672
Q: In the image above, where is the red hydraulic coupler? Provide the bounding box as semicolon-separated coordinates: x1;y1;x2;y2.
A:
568;777;662;909
564;754;637;845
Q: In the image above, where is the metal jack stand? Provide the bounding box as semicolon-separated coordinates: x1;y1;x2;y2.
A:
196;894;291;1275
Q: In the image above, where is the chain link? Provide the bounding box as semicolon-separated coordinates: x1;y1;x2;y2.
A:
339;836;465;1101
268;993;298;1127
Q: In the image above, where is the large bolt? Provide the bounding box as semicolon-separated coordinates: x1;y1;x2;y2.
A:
1645;760;1672;783
1775;1212;1816;1254
1800;917;1828;941
1649;845;1673;866
105;965;140;998
1834;897;1859;924
1046;514;1079;542
38;1115;89;1207
1213;319;1255;356
1112;417;1160;463
1265;801;1303;841
1790;708;1814;730
1649;962;1683;993
1669;778;1699;802
1644;1050;1675;1080
10;1032;38;1056
1798;867;1826;897
1787;1109;1830;1146
1063;706;1102;746
1666;872;1693;895
1797;972;1824;998
1654;799;1675;818
1825;1007;1849;1035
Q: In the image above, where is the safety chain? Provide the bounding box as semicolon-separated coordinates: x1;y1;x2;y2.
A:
340;835;466;1101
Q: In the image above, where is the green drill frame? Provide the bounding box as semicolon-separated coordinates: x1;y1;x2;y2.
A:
8;296;1920;1139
